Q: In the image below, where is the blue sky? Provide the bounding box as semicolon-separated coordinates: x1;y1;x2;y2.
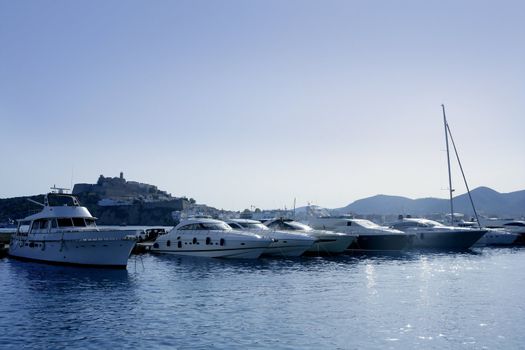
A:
1;0;524;210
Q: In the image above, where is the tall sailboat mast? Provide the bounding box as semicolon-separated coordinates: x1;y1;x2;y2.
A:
442;104;455;226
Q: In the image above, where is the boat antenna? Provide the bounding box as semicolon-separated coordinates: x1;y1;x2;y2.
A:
445;119;482;229
70;167;74;191
442;104;455;226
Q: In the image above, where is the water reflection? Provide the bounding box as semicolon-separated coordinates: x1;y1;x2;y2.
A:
1;248;525;349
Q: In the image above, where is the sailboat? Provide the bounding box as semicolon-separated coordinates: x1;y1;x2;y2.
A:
391;105;487;249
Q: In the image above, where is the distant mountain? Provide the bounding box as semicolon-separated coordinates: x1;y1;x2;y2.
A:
336;187;525;217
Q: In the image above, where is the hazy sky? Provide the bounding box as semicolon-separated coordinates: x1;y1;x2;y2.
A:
1;0;524;210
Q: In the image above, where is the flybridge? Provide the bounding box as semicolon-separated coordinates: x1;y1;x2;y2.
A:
26;186;80;208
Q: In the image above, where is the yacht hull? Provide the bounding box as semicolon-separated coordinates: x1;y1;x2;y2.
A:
262;239;314;257
412;229;486;250
512;232;525;245
150;244;269;259
8;236;136;268
473;230;519;247
349;234;413;252
305;235;355;254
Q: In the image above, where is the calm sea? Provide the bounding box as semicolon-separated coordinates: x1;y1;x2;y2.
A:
1;248;524;349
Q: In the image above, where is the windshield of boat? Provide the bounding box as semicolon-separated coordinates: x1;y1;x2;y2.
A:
392;219;445;229
353;219;381;229
504;222;525;227
47;194;79;207
239;222;269;230
286;221;312;231
418;219;444;227
179;222;232;231
265;220;312;231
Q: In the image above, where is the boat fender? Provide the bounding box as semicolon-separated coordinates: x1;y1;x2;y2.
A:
178;241;182;248
167;240;171;247
220;238;225;246
206;237;211;245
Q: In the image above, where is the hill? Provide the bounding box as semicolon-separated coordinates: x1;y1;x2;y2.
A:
336;187;525;217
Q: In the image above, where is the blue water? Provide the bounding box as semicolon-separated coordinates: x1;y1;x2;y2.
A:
1;249;524;349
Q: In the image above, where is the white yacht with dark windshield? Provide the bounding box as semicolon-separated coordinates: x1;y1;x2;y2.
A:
307;217;414;251
226;218;315;257
499;221;525;245
390;218;486;250
263;218;356;254
150;218;272;259
9;189;138;268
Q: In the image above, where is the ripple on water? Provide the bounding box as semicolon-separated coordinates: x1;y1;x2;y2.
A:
1;248;525;349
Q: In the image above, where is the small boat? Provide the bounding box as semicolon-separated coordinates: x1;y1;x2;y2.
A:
226;218;316;257
150;218;272;259
9;189;138;269
263;218;356;254
307;217;414;251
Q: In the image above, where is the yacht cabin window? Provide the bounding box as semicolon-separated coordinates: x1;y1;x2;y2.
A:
39;220;49;229
267;220;311;231
179;222;230;231
266;221;286;230
391;222;417;230
179;224;198;230
284;221;312;231
57;218;74;228
201;222;230;231
30;219;49;233
72;218;86;227
18;221;31;234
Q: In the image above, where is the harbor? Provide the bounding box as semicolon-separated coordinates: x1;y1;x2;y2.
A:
2;1;524;349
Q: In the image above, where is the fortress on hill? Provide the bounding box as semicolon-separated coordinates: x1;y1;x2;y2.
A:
69;173;191;224
73;172;174;204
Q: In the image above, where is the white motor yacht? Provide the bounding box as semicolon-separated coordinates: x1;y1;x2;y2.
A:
390;218;486;250
307;217;414;252
9;191;138;269
263;218;356;254
458;221;519;247
226;219;315;257
472;228;519;247
150;218;271;259
500;221;525;245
